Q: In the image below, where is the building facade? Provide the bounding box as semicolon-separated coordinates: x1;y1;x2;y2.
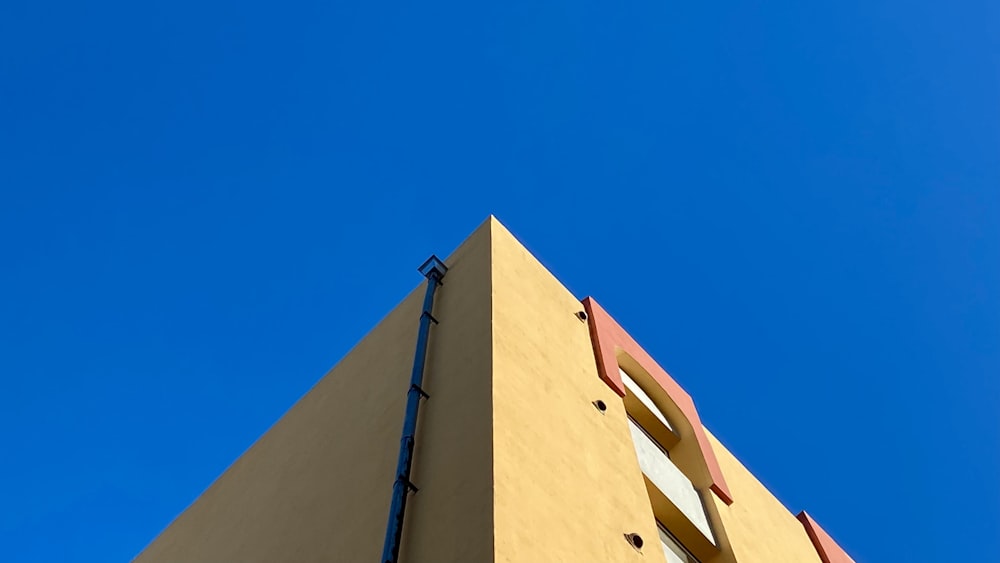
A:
135;217;854;563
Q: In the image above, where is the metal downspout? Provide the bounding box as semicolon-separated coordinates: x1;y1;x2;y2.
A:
380;255;448;563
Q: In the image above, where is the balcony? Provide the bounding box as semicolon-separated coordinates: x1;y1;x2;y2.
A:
628;418;716;548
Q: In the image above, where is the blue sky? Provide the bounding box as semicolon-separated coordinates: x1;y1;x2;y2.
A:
2;0;998;560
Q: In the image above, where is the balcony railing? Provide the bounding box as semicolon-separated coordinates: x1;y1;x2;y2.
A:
628;418;715;545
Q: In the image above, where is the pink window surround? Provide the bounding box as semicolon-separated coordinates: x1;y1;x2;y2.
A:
797;512;855;563
581;297;734;506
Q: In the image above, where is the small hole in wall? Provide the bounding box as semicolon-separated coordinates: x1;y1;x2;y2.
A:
575;310;588;322
593;400;607;413
625;533;644;550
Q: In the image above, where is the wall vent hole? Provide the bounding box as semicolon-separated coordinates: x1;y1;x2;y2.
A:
625;533;644;550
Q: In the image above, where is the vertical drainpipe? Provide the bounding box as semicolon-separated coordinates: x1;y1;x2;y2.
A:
380;255;448;563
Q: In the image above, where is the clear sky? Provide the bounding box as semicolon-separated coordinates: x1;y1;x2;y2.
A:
2;0;998;561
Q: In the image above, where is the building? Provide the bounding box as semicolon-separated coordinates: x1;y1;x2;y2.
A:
135;217;854;563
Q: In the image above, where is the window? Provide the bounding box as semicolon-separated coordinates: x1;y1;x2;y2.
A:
620;368;675;432
628;415;670;458
658;521;700;563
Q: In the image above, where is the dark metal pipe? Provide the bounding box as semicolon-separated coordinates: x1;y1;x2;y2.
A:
380;255;448;563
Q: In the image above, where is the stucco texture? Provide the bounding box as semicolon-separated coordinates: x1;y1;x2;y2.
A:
135;216;843;563
490;218;666;563
704;429;824;563
135;220;495;563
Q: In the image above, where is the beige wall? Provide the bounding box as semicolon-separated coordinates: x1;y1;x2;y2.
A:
135;220;495;563
136;216;836;563
704;430;824;563
489;217;829;563
490;219;666;563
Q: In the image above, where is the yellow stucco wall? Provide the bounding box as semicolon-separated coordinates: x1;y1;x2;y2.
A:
135;216;832;563
704;430;823;563
135;220;495;563
489;217;827;563
490;218;667;563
